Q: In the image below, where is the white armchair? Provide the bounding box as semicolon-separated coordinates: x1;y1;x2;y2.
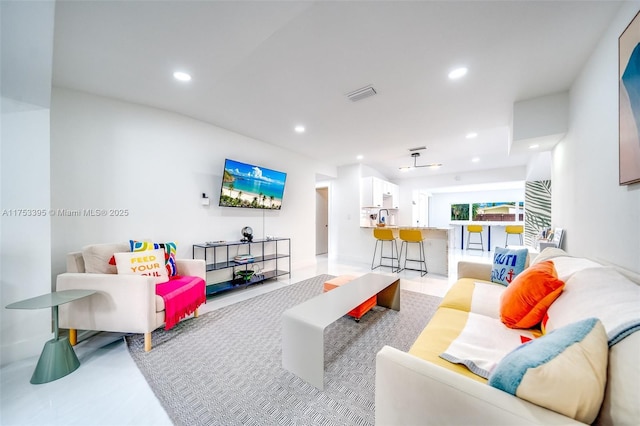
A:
57;243;206;351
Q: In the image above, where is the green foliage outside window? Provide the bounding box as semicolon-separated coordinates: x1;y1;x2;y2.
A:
450;204;469;221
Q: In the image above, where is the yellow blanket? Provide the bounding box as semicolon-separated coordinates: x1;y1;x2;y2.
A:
408;278;540;382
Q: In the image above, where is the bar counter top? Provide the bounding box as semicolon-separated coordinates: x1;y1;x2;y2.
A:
360;225;453;230
363;226;453;276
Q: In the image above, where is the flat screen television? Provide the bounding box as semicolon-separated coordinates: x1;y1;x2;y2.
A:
219;159;287;210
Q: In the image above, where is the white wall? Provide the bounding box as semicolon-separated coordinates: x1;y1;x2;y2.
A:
360;164;389;180
1;0;55;366
50;88;320;278
1;100;53;366
526;151;552;181
330;164;372;263
512;92;569;143
554;2;640;273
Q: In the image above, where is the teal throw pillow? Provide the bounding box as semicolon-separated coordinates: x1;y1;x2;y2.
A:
491;247;527;286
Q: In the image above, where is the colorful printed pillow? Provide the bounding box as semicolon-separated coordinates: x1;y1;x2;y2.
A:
488;318;608;424
130;240;177;277
113;249;169;284
491;247;528;286
500;260;565;329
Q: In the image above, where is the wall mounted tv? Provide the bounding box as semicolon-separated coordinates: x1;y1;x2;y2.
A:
219;159;287;210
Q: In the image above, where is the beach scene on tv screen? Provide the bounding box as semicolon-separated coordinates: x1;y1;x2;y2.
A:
220;159;287;209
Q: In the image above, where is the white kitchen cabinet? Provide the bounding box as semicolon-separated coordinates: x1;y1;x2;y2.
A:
388;183;399;208
382;180;392;196
361;177;400;209
360;177;384;207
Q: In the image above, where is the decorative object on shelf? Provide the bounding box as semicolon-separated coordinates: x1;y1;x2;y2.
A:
538;228;564;251
234;254;255;263
235;270;255;282
241;226;253;242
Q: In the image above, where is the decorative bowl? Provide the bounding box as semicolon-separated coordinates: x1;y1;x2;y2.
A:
235;270;255;282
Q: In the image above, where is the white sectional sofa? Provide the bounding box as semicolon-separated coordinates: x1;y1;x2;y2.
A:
375;248;640;425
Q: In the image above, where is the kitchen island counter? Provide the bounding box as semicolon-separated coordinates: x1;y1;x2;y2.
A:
365;226;453;276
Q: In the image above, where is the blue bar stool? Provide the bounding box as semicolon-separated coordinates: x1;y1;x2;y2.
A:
371;228;399;272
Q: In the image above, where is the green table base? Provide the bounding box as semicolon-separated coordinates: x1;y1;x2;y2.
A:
31;336;80;384
6;290;96;384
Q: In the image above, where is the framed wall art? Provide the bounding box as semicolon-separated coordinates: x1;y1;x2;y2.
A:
619;11;640;185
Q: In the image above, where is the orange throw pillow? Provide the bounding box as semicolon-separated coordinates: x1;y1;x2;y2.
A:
500;260;565;329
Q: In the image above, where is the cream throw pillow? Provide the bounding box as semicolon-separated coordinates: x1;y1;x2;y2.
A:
489;318;608;424
114;248;169;284
82;242;129;274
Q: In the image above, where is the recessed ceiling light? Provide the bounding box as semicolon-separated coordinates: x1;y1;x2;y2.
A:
356;154;364;160
448;67;468;80
466;132;478;139
472;157;480;163
294;125;305;133
529;144;540;149
173;71;191;82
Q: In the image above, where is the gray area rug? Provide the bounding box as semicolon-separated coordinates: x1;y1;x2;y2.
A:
126;274;441;426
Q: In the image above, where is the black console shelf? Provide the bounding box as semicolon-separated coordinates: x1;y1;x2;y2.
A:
192;238;291;296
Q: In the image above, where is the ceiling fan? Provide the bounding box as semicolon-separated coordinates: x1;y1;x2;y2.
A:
399;151;442;171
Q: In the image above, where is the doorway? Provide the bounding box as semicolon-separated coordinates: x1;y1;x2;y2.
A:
315;187;329;255
412;190;430;227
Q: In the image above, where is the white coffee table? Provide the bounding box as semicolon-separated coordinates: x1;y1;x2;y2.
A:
281;273;400;389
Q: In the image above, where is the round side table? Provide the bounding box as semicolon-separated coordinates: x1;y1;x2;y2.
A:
6;289;96;384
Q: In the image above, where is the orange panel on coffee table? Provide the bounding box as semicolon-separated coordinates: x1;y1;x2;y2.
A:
323;275;377;321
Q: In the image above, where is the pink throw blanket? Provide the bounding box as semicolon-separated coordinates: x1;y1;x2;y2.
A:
156;276;206;330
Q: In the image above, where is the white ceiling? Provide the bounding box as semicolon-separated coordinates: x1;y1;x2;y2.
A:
52;0;622;180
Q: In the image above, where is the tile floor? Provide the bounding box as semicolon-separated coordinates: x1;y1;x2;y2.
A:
0;249;493;426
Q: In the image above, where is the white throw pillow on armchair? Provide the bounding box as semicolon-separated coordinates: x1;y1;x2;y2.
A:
82;242;129;274
113;249;169;284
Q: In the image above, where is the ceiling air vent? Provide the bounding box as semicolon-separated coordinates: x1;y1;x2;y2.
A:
346;85;377;102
